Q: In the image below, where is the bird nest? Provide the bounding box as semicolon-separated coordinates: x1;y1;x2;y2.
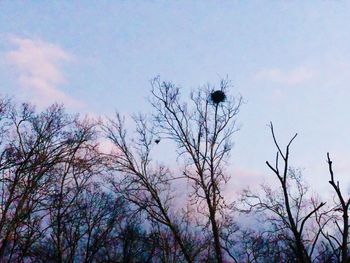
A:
210;90;226;104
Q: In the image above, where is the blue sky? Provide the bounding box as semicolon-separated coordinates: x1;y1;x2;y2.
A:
1;1;350;195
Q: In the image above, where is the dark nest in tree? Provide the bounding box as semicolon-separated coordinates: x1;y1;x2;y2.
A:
210;90;226;104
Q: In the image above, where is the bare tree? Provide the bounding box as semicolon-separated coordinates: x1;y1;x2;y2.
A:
149;77;242;262
104;113;195;262
0;103;84;260
241;123;326;263
7;81;350;262
41;116;101;262
0;101;110;262
321;153;350;263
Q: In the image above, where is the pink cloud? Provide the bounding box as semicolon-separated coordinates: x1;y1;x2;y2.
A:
6;36;83;108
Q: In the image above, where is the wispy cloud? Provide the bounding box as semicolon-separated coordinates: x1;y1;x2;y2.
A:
6;36;82;108
255;66;315;85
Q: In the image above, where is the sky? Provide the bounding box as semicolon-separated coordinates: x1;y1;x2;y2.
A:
1;1;350;197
